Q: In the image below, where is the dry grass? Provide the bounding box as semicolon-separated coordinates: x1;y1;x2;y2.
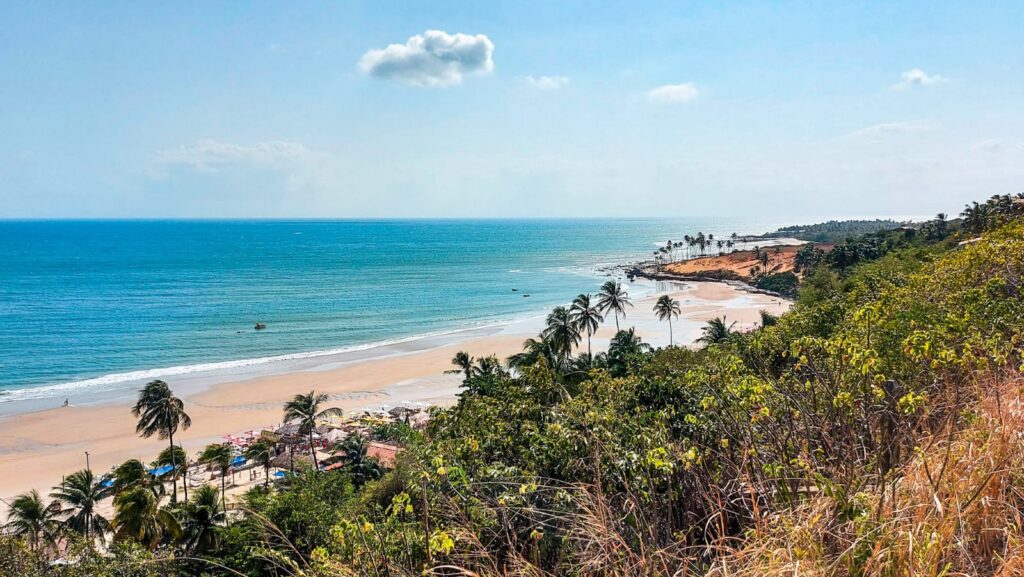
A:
705;376;1024;577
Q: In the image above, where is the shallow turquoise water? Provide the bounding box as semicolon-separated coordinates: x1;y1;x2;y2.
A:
0;219;783;402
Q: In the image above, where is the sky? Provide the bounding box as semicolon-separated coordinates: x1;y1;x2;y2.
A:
1;1;1022;219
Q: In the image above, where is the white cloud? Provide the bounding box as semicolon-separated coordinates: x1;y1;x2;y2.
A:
846;121;937;140
971;138;1003;152
159;140;317;172
524;75;569;90
892;68;948;90
359;30;494;87
647;83;699;103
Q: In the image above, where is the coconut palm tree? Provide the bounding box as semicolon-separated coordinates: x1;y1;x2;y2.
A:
180;484;224;553
606;328;653;377
50;468;111;543
154;445;189;502
653;295;682;346
543;306;581;359
244;439;275;489
282;390;343;470
596;281;633;331
445;351;475;380
333;433;382;488
697;317;737;345
507;335;561;372
112;486;181;549
131;380;191;504
111;459;164;498
199;443;234;512
473;355;502;377
3;490;60;552
570;293;604;357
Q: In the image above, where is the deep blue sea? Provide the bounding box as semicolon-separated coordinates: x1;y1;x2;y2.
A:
0;219;784;405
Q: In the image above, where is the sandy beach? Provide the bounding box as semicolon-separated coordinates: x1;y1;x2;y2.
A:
0;281;788;507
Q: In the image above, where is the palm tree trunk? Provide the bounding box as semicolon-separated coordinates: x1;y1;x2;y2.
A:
669;318;673;346
309;430;319;469
587;330;592;357
220;474;226;513
614;312;620;332
180;444;188;503
264;464;269;489
168;432;177;504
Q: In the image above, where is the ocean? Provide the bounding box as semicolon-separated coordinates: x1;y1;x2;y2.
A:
0;219;785;409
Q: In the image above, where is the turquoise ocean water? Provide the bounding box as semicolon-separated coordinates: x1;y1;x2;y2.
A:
0;219;784;407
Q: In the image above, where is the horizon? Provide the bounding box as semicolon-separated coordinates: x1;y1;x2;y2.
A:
2;2;1022;219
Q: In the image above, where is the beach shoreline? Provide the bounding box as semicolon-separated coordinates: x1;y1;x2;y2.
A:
0;280;790;508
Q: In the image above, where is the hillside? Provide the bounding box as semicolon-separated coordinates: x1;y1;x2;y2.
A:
3;193;1024;577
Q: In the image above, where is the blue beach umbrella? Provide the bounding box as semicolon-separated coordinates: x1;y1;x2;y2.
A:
148;464;174;476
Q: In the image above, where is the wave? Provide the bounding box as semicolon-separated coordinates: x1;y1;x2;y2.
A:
0;321;519;405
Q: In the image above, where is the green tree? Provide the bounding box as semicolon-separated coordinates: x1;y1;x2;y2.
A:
131;380;191;504
111;459;163;499
445;351;475;380
3;490;59;552
282;391;343;470
180;485;224;553
333;433;383;488
696;316;736;345
112;486;181;550
570;293;604;357
508;335;562;373
543;306;581;360
653;295;682;346
606;328;652;377
244;439;275;489
153;445;188;502
199;443;234;512
49;469;111;543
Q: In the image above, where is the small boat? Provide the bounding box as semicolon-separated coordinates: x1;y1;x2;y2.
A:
255;323;267;330
512;288;518;292
522;294;530;298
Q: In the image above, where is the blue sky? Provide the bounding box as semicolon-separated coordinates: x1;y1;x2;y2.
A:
1;1;1022;218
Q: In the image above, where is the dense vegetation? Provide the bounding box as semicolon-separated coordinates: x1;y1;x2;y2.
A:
765;219;907;242
3;192;1024;576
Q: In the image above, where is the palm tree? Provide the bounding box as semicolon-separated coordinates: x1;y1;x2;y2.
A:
283;391;343;470
653;295;682;346
3;490;59;552
606;328;653;376
334;433;383;488
131;380;191;504
597;281;633;331
445;351;474;380
244;439;275;489
199;443;234;512
111;459;164;498
154;445;189;502
180;485;224;553
543;306;581;359
570;293;604;357
473;355;502;377
50;469;111;543
697;317;737;345
113;486;181;549
507;335;561;372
